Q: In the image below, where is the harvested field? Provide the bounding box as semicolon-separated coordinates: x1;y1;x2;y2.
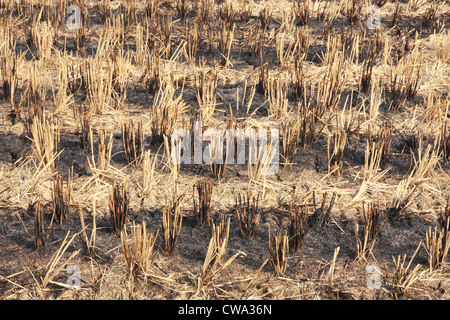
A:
0;0;449;301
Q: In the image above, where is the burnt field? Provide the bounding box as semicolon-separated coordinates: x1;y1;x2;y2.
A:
0;0;449;300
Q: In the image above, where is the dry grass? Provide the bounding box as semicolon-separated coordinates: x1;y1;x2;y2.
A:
89;129;113;173
268;228;289;276
79;199;97;257
287;203;309;253
73;104;90;150
193;179;214;227
40;231;79;290
197;215;243;290
0;0;449;301
51;173;72;226
33;198;45;252
391;242;422;299
234;192;262;240
327;130;347;176
122;119;144;166
109;183;129;236
121;221;157;278
354;201;384;262
160;198;183;256
424;222;450;272
311;191;336;228
208;132;227;179
30;116;60;172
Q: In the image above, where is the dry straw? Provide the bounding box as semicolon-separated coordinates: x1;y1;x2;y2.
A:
310;191;336;228
121;221;157;278
40;232;79;289
391;242;422;299
31;116;61;172
143;48;161;94
294;0;311;27
197;215;243;290
88;128;114;173
151;79;187;145
424;222;450;272
122;119;145;166
85;57;114;115
139;150;160;198
268;227;289;276
29;19;55;59
288;203;309;253
280;120;300;166
234;192;262;239
354;201;384;261
0;47;18;107
247;133;279;182
109;183;129;236
267;76;291;118
195;57;218;122
161;199;183;255
73;104;91;150
34;199;45;252
193;179;214;227
388;47;421;111
79;199;97;257
327;130;347;176
51;173;72;226
209;132;227;179
0;0;449;300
